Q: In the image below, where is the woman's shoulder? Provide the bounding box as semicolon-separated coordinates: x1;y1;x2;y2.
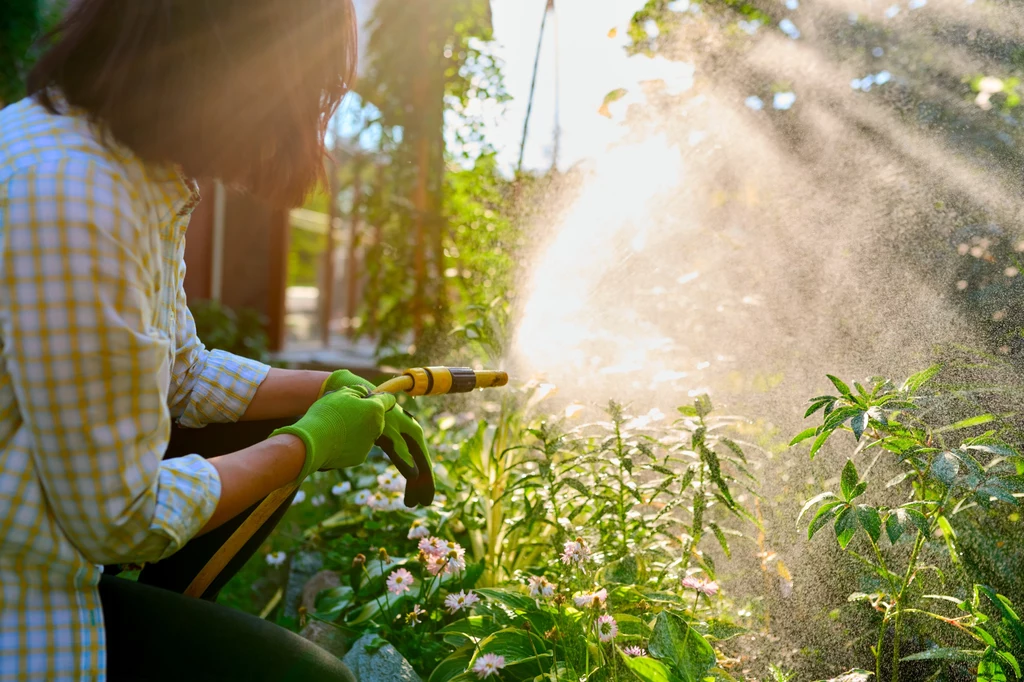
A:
0;95;132;189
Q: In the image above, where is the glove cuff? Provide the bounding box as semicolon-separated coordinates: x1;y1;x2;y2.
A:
272;424;318;481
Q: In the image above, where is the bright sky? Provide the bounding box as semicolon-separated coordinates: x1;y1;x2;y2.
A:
488;0;648;173
340;0;662;173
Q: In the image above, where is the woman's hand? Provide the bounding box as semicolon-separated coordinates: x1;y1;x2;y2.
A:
323;371;436;507
271;385;396;481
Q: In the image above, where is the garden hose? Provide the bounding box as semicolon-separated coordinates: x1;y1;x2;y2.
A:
183;367;508;599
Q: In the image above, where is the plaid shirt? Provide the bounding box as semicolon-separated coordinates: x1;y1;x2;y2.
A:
0;97;271;681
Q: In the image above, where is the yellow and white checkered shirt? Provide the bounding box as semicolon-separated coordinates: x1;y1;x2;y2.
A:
0;96;271;681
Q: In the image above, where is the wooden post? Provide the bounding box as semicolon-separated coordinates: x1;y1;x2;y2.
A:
346;157;363;338
321;154;337;347
266;207;289;352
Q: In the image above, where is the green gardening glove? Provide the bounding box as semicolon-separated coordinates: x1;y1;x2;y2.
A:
273;385;396;481
322;370;435;507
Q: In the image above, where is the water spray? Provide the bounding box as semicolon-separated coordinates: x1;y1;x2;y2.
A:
184;367;508;598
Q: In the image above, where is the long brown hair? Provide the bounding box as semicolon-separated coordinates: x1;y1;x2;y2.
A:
28;0;357;207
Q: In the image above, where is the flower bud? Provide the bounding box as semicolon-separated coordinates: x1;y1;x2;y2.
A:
353;554;366;569
379;547;392;564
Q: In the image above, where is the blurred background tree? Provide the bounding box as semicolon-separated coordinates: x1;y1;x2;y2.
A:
0;0;49;106
337;0;525;363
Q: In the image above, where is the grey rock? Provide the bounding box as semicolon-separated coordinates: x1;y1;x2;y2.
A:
342;633;423;682
283;550;324;619
299;619;350;660
301;569;342;614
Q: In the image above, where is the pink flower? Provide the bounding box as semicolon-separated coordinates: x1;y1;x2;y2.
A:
408;520;430;540
560;538;591;566
443;551;467;576
386;568;414;595
425;555;447;576
623;645;646;657
573;588;608;609
596;614;618;642
681;575;719;597
528;575;556;599
418;537;446;556
444;590;480;614
472;653;506;679
442;540;466;560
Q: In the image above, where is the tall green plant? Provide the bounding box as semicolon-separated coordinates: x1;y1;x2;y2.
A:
795;367;1024;682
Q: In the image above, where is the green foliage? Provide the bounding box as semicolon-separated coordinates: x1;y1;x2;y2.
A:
189;299;270;363
239;386;763;679
339;0;517;359
796;366;1024;682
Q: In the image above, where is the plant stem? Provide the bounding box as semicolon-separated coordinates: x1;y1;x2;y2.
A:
868;537;900;599
875;608;888;682
613;417;628;556
890;533;926;682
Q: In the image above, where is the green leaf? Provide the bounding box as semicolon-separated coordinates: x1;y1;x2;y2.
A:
678;406;699;418
931;452;960;486
901;364;941;393
700;445;736;508
851;412;868;441
840;460;859;501
885;509;906;544
648;610;717;682
620;652;680;682
473;628;549;664
602;554;642;584
709;523;731;558
313;585;353;620
694;394;713;418
614;613;653;638
904;508;930;537
856;505;882;543
790;427;819;447
834;506;859;549
700;619;748;641
798;492;837;524
808;501;844;540
996;651;1021;679
439;616;500;641
937;414;996;433
936;516;961;566
809;429;832;459
805;400;831;419
428;646;476;682
827;375;853;397
901;648;985;662
824;407;863;432
475;588;536;611
719;437;747;463
885;472;909;488
978;586;1024;647
563;477;590;496
979;655;1009;682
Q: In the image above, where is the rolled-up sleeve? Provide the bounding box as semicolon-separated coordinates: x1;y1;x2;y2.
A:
166;276;270;428
0;159;220;565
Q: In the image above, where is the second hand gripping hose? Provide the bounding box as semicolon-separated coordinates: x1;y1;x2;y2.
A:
183;367;508;598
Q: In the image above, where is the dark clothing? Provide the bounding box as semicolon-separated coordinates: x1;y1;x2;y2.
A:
101;420;357;681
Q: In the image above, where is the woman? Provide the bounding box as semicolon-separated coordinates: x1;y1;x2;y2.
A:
0;1;431;680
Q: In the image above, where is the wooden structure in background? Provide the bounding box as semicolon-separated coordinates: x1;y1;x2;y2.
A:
183;181;290;352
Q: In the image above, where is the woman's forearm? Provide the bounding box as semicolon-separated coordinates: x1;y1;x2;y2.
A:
197;434;305;535
239;368;330;421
